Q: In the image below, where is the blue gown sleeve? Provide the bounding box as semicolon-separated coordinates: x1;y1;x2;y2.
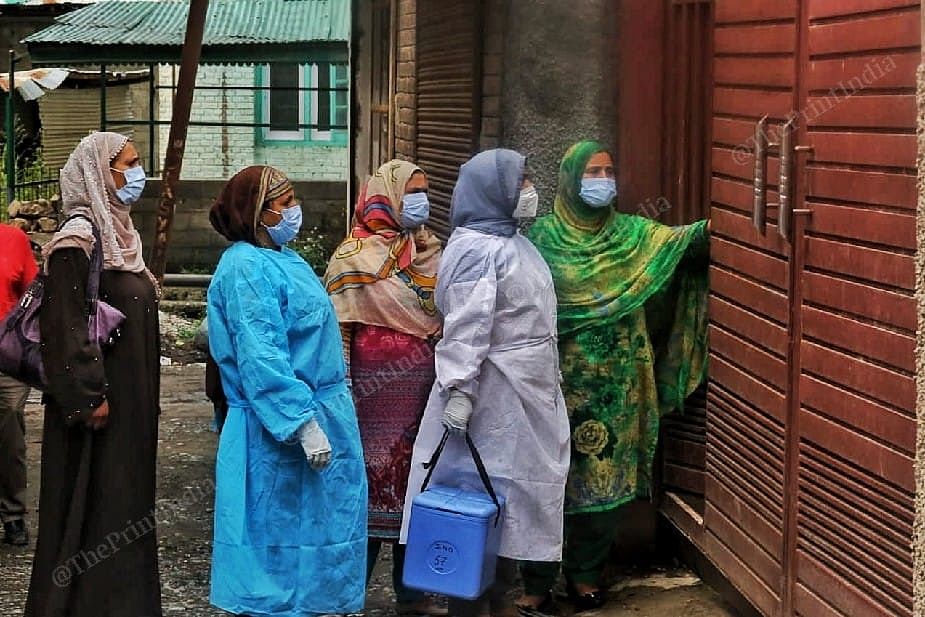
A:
434;246;498;398
220;256;317;442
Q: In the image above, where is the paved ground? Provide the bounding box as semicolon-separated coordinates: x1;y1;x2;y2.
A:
0;363;737;617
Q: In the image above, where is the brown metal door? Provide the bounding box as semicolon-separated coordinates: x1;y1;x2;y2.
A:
705;1;919;615
618;2;714;530
415;0;482;240
705;2;797;615
789;2;918;615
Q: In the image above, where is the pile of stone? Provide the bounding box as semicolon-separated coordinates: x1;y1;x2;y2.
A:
7;196;61;234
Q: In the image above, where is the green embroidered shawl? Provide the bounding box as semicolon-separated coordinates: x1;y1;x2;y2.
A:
528;140;709;511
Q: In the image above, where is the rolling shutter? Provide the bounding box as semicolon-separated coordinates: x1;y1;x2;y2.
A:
415;0;482;240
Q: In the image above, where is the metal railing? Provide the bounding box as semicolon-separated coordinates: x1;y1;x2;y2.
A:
2;166;58;203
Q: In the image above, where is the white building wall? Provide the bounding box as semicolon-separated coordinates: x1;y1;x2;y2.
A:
254;143;348;181
157;64;347;182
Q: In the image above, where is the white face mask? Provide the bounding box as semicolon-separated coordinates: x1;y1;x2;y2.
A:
513;186;539;219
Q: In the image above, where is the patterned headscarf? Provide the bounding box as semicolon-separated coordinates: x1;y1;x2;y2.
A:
43;132;148;274
552;140;615;232
324;160;442;339
528;140;708;336
209;165;292;245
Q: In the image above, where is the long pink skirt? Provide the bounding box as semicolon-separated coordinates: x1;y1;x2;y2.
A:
352;324;436;540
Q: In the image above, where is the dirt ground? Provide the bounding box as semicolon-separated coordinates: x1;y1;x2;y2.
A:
0;363;737;617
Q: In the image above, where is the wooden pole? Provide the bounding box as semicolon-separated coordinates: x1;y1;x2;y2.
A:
6;50;15;209
149;0;209;282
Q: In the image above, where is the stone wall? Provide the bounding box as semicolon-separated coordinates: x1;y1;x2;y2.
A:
4;181;348;272
6;196;60;236
128;180;348;272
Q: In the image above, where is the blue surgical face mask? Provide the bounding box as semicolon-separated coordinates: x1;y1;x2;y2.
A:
401;192;430;229
579;177;617;209
263;203;303;246
112;165;146;205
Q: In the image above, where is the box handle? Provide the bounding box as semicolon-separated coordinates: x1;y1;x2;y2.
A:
421;428;502;527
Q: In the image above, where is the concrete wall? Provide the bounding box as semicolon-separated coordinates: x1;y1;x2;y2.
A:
132;179;348;272
499;0;618;214
157;64;348;182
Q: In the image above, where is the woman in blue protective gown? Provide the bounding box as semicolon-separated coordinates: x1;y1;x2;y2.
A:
206;165;367;617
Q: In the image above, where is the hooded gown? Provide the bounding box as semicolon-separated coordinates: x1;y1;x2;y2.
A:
399;149;571;562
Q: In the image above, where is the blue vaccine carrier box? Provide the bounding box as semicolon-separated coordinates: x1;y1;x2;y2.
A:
403;484;505;600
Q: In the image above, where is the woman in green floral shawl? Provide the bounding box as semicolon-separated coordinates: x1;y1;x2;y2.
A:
520;140;709;611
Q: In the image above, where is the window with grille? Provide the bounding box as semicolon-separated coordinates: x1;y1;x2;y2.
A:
266;63;303;139
258;63;348;144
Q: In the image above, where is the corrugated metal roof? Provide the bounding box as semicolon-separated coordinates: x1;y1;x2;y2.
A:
24;0;349;47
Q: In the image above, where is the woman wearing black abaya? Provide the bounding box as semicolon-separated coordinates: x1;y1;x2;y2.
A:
25;132;162;617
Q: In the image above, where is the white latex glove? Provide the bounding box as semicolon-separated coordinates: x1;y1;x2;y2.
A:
442;389;474;434
299;419;332;470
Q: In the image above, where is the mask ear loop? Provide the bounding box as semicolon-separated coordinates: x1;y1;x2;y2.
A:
517;161;536;206
259;207;283;231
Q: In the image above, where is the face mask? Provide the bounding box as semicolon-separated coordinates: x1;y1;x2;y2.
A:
580;177;617;209
513;186;539;219
400;192;430;229
112;165;146;205
263;203;303;246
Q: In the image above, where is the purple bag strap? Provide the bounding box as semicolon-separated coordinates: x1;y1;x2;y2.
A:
61;214;104;314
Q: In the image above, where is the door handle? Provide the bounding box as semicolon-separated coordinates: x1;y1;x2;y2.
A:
752;116;769;234
777;117;797;242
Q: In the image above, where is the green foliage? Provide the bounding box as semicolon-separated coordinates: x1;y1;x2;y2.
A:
289;225;331;275
0;117;54;214
0;116;43;187
177;324;199;341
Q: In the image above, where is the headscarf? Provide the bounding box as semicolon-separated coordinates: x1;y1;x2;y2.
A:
43;132;148;274
449;148;524;237
528;140;708;337
324;160;442;339
552;140;615;233
209;165;292;245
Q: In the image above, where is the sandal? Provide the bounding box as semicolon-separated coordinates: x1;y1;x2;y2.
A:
567;584;607;613
515;592;557;616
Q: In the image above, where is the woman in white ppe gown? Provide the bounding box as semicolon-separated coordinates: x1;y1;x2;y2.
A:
401;149;571;617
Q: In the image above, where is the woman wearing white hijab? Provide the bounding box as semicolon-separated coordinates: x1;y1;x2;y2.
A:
25;132;162;617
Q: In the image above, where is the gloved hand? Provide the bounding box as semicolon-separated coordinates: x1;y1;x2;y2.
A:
299;419;332;470
442;389;474;434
